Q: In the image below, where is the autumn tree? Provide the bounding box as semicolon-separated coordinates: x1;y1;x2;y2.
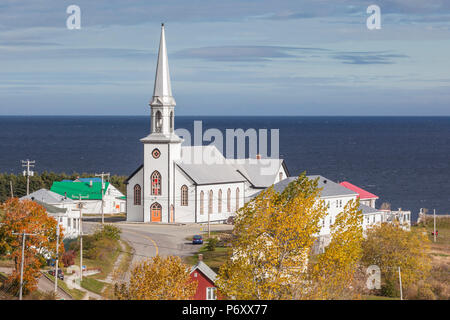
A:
0;198;64;295
114;255;197;300
307;199;363;299
216;173;364;300
361;222;431;297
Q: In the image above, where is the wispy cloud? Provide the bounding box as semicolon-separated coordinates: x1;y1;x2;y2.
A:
174;45;329;62
332;52;409;65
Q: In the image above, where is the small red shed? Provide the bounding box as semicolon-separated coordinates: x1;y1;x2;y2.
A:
190;256;218;300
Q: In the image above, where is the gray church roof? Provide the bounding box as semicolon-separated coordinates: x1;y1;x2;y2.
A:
20;188;74;204
177;162;246;185
261;175;358;198
233;159;285;188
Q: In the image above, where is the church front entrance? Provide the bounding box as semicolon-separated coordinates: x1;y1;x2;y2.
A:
151;202;162;222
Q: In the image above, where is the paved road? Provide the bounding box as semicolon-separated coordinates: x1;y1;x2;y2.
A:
83;220;233;271
38;273;73;300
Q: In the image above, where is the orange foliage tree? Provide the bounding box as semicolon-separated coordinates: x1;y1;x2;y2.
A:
0;198;64;295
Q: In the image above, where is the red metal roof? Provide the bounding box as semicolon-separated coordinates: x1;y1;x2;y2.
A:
339;181;379;200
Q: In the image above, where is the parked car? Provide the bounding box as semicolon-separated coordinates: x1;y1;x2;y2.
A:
192;235;203;244
48;269;64;281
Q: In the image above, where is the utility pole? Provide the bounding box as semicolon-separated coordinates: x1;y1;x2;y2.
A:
54;220;60;294
208;210;211;238
74;194;88;282
95;172;110;225
21;159;35;196
433;209;436;243
398;266;403;300
10;181;13;198
12;232;37;300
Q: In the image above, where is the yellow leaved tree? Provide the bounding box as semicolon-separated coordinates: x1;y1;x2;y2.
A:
307;199;363;299
361;222;431;297
216;173;364;300
114;255;197;300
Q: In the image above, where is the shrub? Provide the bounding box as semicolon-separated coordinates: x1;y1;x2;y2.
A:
206;237;218;251
62;250;76;267
416;284;436;300
94;224;121;241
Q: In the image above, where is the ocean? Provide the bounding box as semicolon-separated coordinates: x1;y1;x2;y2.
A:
0;116;449;222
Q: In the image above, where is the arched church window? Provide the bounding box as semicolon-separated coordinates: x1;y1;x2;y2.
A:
279;172;283;181
133;184;141;205
151;171;161;195
218;189;222;213
181;185;188;206
227;188;231;212
200;191;204;215
236;188;240;211
170;111;174;131
155;111;163;133
208;190;213;214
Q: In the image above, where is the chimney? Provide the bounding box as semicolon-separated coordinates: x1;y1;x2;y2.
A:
256;154;261;160
198;254;203;262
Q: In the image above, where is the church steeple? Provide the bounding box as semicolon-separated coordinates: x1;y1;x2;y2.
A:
150;23;176;107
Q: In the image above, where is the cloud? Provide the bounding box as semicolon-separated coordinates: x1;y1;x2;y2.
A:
173;45;329;62
0;47;153;60
332;52;409;65
0;40;62;47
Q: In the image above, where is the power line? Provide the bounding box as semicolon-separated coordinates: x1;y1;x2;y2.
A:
95;172;110;225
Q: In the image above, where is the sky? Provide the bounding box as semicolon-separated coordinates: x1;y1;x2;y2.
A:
0;0;449;116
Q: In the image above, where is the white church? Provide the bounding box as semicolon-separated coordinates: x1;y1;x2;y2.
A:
125;24;289;223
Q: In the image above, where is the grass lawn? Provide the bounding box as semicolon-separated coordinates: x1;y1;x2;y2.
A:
116;240;133;278
80;277;105;295
73;240;121;281
184;245;230;274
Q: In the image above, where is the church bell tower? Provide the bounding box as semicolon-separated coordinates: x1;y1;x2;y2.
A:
140;24;182;223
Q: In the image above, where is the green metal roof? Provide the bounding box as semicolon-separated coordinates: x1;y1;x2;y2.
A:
50;181;110;200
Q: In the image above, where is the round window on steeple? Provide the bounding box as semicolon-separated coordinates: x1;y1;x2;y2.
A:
152;148;161;159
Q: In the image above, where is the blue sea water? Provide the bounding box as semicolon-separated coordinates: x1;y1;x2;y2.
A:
0;116;449;222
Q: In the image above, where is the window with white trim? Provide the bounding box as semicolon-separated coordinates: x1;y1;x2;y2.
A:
206;287;217;300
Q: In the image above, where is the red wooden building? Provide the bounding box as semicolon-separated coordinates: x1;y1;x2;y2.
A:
190;256;218;300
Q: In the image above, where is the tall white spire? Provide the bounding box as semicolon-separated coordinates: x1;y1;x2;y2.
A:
151;23;176;106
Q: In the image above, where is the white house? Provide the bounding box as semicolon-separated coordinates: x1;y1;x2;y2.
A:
266;176;411;251
264;176;385;251
125;24;288;223
20;189;81;239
